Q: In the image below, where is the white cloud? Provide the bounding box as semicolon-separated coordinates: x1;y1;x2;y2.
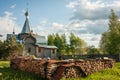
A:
67;0;120;20
4;11;13;17
66;1;78;9
65;0;120;47
28;0;120;48
0;11;21;40
33;20;102;47
33;22;67;36
51;22;66;32
80;33;101;47
10;4;16;9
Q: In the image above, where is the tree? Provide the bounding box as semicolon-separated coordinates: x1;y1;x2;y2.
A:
100;9;120;54
99;32;110;54
47;33;87;55
74;36;87;54
0;41;7;58
54;33;67;54
4;36;24;59
60;34;67;54
69;33;77;54
54;33;62;53
87;46;100;54
109;9;120;30
70;33;87;55
48;34;55;46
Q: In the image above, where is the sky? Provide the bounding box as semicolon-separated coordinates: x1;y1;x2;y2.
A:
0;0;120;47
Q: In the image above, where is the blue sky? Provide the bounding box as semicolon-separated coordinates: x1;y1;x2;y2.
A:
0;0;71;26
0;0;120;47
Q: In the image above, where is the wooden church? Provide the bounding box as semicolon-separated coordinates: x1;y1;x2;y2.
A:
7;10;57;59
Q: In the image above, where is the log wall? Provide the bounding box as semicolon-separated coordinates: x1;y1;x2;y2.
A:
10;57;115;80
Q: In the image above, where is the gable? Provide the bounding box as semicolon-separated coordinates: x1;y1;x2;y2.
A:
24;37;35;43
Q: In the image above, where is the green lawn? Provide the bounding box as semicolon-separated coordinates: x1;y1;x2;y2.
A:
0;61;120;80
61;62;120;80
0;61;43;80
80;62;120;80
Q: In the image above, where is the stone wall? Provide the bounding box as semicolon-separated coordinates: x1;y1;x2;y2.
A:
10;57;115;80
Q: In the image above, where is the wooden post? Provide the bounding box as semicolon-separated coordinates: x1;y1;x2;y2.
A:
118;54;120;62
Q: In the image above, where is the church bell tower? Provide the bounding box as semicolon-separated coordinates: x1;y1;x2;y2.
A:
18;9;31;40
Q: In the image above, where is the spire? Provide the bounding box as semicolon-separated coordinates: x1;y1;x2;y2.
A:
21;9;30;34
13;26;15;34
25;8;29;17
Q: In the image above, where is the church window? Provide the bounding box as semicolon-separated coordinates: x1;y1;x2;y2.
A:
38;48;41;53
53;49;55;54
28;48;31;53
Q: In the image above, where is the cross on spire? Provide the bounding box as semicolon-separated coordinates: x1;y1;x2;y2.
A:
21;9;30;34
25;8;29;17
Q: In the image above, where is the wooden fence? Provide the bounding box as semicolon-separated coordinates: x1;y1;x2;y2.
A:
61;54;120;62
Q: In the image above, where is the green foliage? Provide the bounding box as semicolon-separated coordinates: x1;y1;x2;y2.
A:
47;33;87;55
6;36;23;59
0;36;24;60
0;61;9;68
69;33;77;54
99;32;110;54
100;9;120;54
0;61;42;80
0;41;7;59
70;33;87;55
48;33;68;54
87;46;100;54
48;34;55;46
54;33;64;53
80;63;120;80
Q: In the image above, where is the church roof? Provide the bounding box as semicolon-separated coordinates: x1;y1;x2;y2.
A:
35;43;57;49
21;10;30;34
34;34;47;44
6;34;20;42
45;46;57;49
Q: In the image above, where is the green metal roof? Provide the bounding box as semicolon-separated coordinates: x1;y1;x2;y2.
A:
21;17;30;33
21;10;30;34
34;35;47;44
35;43;57;49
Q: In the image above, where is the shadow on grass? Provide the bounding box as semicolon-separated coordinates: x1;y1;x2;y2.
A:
0;67;43;80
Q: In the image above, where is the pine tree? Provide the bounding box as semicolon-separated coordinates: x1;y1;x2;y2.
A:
7;36;23;58
100;9;120;54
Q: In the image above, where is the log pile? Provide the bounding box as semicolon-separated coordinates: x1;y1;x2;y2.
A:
10;56;115;80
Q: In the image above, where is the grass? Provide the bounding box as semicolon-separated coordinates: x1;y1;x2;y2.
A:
0;61;43;80
0;61;120;80
80;63;120;80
